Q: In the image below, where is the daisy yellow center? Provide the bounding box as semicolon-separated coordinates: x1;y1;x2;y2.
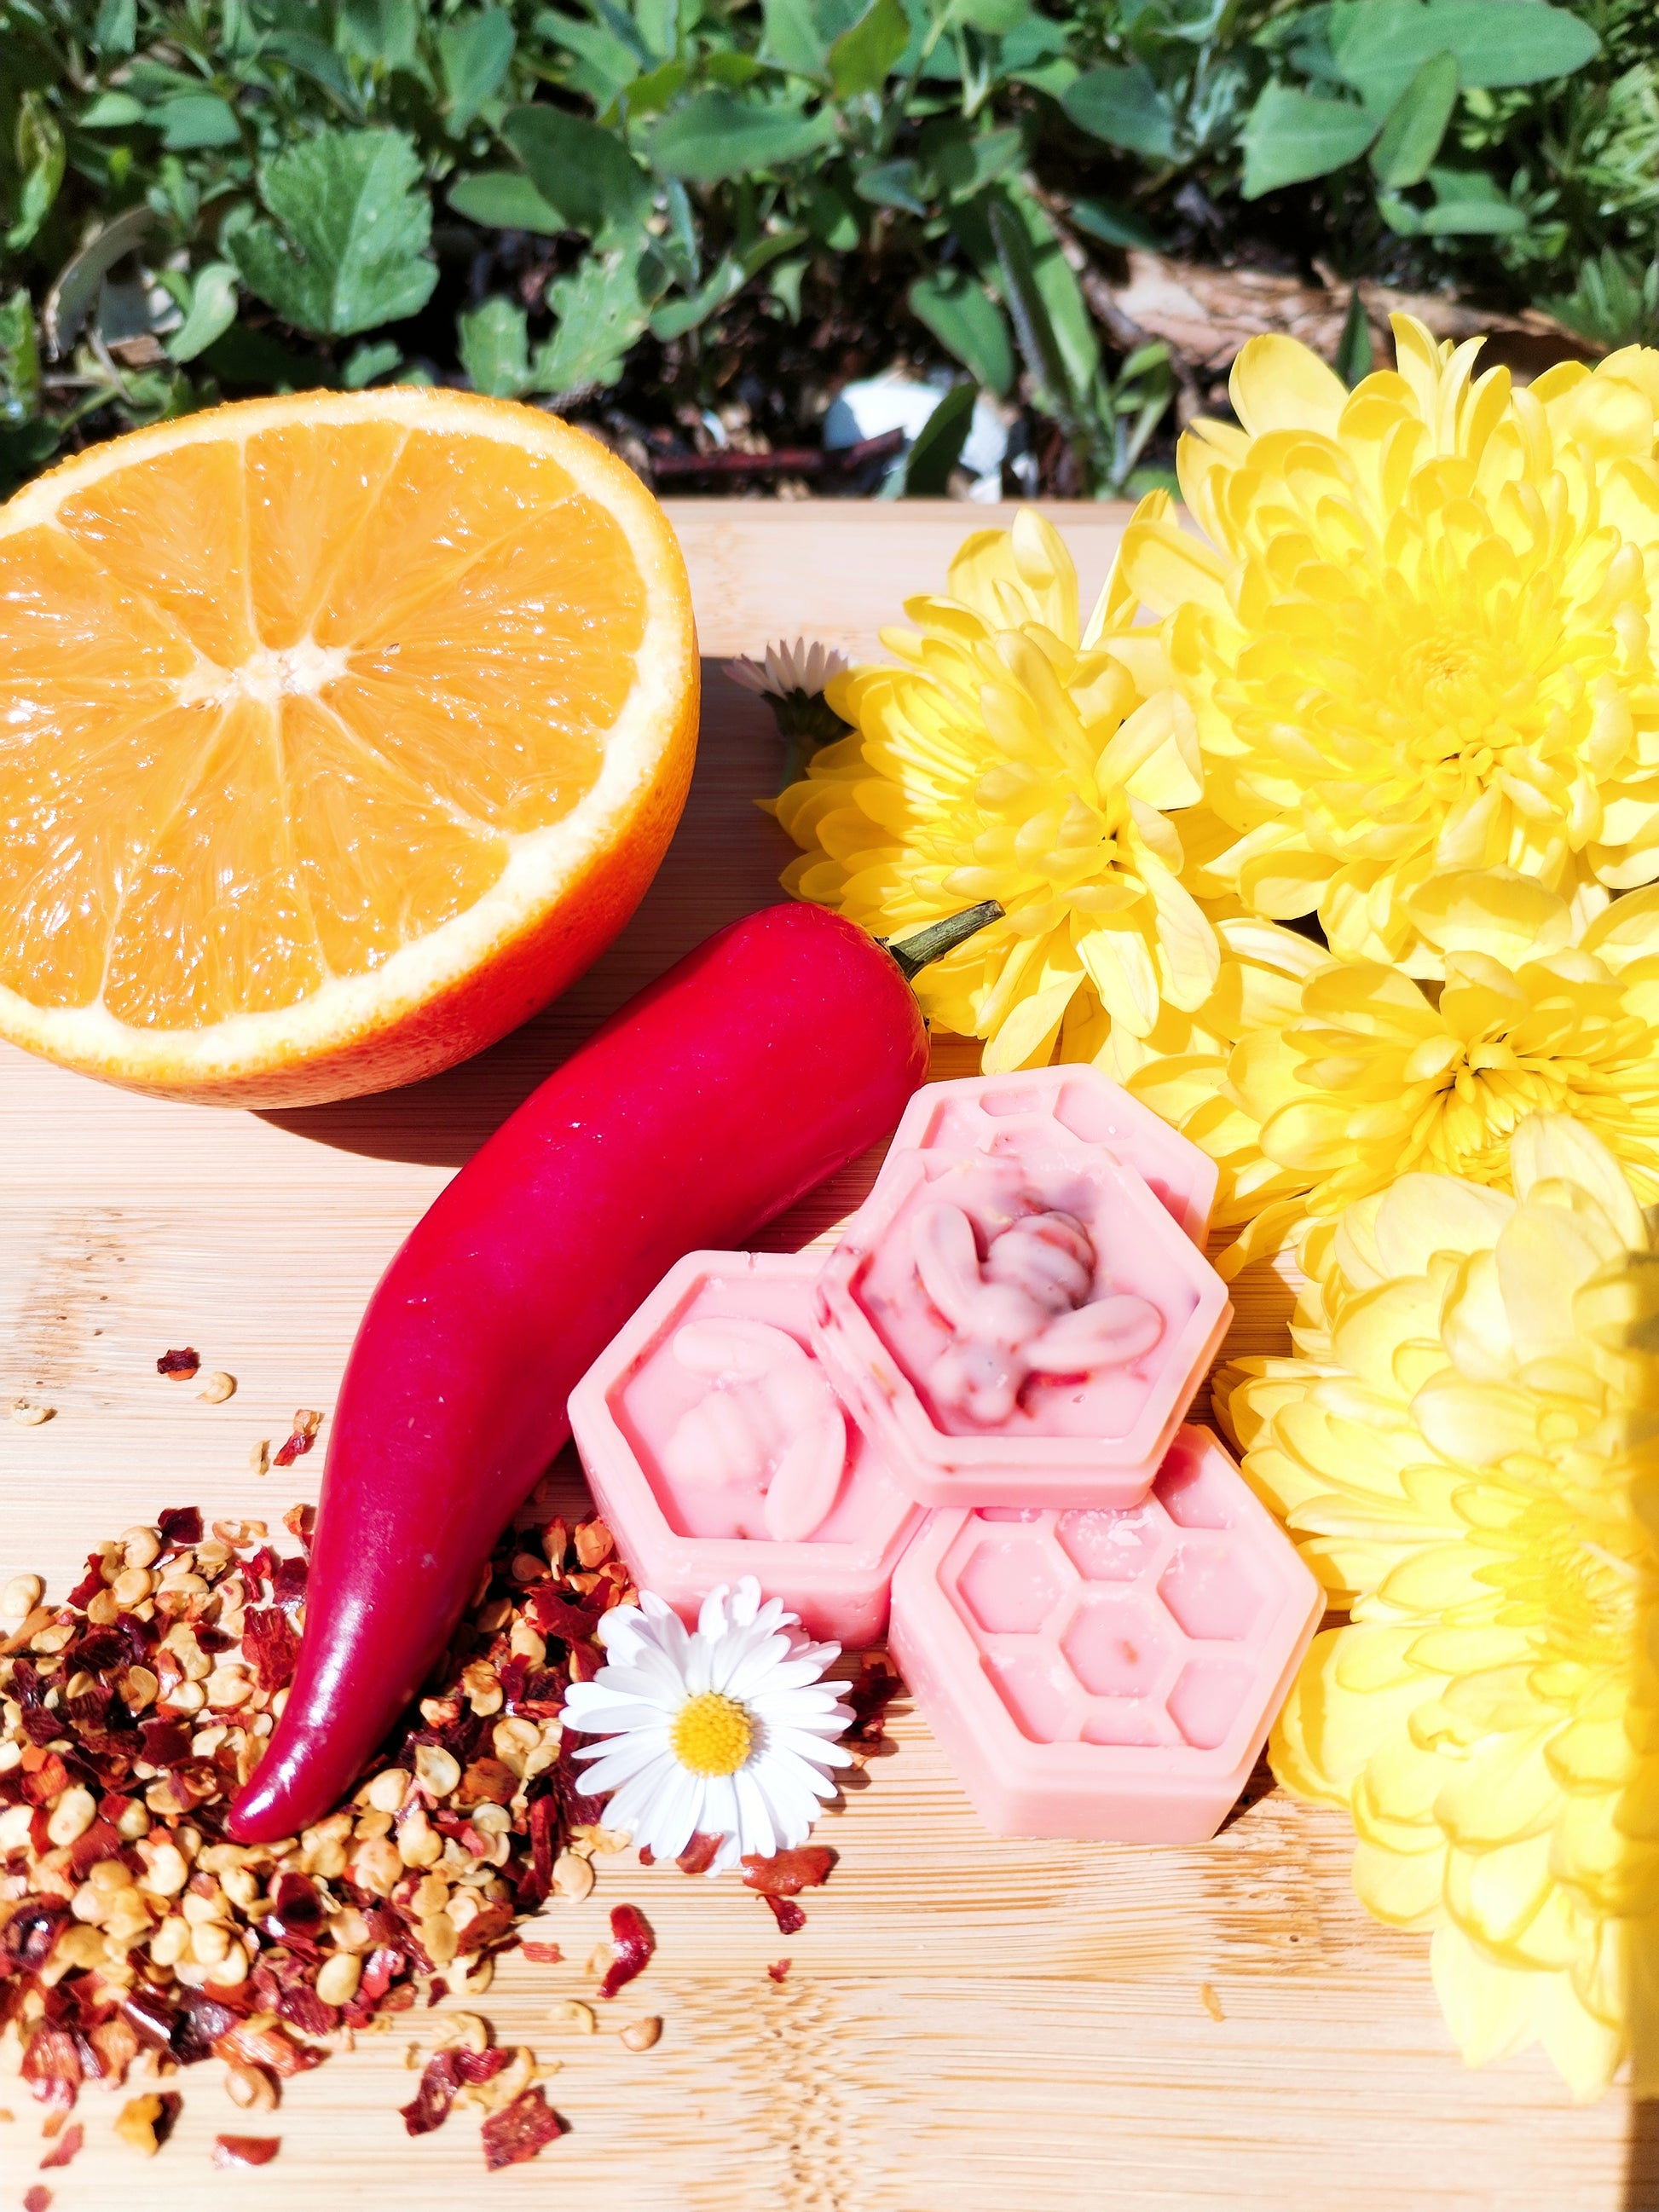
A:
671;1691;754;1777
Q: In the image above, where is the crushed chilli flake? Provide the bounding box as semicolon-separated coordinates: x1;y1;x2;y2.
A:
0;1489;637;2171
597;1905;654;2001
212;2132;280;2168
272;1410;323;1469
482;2085;564;2170
2;1485;876;2169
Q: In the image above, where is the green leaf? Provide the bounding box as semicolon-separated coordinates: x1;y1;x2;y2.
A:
503;103;652;236
0;286;42;420
1419;162;1529;234
1333;286;1371;386
770;253;807;321
704;53;766;89
853;157;928;215
448;170;569;233
43;204;152;355
229;129;437;338
619;58;691;118
263;32;364;117
1376;188;1423;235
534;9;643;106
78;92;147;130
344;337;401;385
952;0;1031;32
910;266;1013;396
827;0;909;98
650;255;744;338
336;0;423;75
1068;195;1165;251
536;240;661;392
165;261;239;361
650;92;836;181
921;121;1023;204
1240;84;1379;198
1330;0;1598;110
8;95;65;251
1544;249;1659;353
987;193;1074;423
903;380;976;494
1013;189;1096;400
155;94;242;151
441;11;517;133
1419;196;1527;235
801;178;859;249
1369;49;1457;187
761;0;828;76
459;294;532;394
1061;64;1177;161
91;0;137;56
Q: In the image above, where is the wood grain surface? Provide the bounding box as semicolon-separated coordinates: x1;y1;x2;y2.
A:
1;502;1649;2212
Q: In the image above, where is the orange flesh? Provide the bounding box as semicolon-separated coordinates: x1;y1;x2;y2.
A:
0;423;645;1027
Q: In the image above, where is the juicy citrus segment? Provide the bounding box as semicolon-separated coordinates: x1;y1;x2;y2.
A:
244;419;407;651
309;429;578;649
0;389;698;1104
57;438;256;669
277;693;506;979
0;696;210;1008
0;526;194;679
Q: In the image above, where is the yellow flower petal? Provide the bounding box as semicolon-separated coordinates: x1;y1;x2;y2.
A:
1231;1122;1659;2100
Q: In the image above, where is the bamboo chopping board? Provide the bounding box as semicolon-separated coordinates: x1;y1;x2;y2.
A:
0;501;1646;2212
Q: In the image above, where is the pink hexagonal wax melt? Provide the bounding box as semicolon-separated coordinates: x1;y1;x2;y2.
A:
812;1123;1231;1510
883;1065;1217;1247
568;1250;922;1647
886;1427;1322;1843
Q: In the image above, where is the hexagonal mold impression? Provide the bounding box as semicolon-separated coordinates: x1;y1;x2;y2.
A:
1060;1591;1171;1699
956;1537;1063;1637
884;1425;1327;1842
1056;1500;1167;1582
1081;1701;1165;1748
1168;1657;1254;1750
984;1649;1079;1743
1159;1541;1263;1642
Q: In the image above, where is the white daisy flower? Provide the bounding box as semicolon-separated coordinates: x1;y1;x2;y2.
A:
560;1579;853;1874
724;638;848;702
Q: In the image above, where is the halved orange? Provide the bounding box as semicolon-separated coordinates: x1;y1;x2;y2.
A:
0;390;698;1106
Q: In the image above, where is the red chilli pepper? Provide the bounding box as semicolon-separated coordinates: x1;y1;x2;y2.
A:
228;898;997;1843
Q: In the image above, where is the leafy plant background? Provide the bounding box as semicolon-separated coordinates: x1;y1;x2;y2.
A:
0;0;1653;498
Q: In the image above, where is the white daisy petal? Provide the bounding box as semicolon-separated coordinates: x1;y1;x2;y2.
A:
647;1764;706;1863
577;1729;675;1794
557;1574;852;1874
604;1753;681;1837
731;1767;777;1860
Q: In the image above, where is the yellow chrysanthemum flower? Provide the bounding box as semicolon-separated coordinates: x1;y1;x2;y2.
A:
1139;869;1659;1273
772;508;1225;1073
1123;315;1659;974
1219;1118;1659;2099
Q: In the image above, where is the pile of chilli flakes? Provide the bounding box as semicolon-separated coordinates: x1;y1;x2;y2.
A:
0;1487;892;2180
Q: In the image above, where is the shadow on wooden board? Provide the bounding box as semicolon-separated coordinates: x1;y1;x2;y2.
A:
258;662;797;1169
1630;2102;1659;2209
